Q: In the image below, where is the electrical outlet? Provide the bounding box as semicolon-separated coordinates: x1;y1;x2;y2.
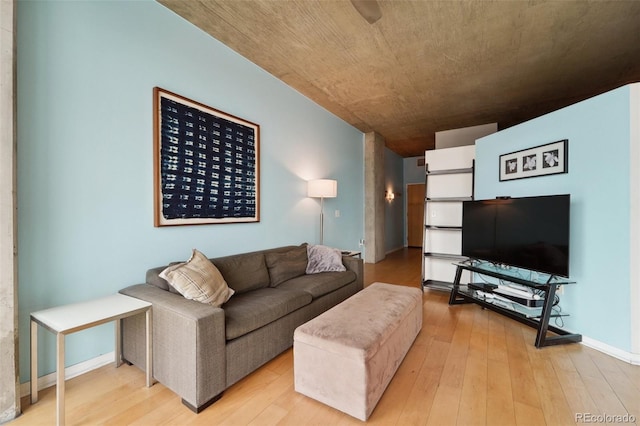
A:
358;239;365;247
556;286;564;295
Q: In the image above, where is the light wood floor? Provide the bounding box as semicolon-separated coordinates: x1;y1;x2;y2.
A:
13;248;640;425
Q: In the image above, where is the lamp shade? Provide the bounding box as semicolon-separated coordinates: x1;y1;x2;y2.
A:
308;179;337;198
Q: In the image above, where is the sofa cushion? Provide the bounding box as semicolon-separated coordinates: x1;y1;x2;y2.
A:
266;244;308;287
212;252;270;294
146;265;177;293
224;287;312;340
276;271;356;299
159;249;235;307
306;245;347;274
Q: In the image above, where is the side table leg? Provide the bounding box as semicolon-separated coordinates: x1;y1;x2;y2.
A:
115;318;122;367
57;333;65;426
30;319;38;403
145;308;153;387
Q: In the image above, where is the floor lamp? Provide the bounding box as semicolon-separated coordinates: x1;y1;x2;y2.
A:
308;179;337;245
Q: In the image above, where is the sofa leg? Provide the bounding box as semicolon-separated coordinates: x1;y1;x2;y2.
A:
181;392;224;413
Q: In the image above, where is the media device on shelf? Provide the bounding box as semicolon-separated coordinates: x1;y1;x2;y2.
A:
461;194;570;278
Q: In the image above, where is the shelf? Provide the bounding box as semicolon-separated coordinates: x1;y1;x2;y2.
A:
426;167;474;176
425;225;461;231
424;252;467;261
457;287;564;318
453;261;575;288
452;289;580;347
422;151;475;291
422;279;455;292
426;196;473;202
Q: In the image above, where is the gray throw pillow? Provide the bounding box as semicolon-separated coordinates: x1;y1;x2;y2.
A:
266;244;308;286
306;245;346;274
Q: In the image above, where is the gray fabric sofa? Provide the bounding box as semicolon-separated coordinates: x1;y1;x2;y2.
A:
119;244;363;413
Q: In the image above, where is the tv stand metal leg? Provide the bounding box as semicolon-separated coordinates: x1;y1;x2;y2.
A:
448;265;467;305
535;284;557;348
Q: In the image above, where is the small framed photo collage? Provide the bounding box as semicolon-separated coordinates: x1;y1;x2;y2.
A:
499;139;568;182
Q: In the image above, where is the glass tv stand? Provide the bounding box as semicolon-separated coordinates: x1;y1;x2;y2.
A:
449;261;582;348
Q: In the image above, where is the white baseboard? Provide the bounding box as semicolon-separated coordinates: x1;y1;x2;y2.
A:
581;337;640;365
20;351;115;398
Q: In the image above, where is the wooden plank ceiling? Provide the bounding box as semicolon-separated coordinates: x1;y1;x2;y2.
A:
158;0;640;157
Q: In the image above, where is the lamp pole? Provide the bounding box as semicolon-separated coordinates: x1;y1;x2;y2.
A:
319;196;325;245
308;179;337;246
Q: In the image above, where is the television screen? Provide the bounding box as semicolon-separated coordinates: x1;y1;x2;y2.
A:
462;194;570;277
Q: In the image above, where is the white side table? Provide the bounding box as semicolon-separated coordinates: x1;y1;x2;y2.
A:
30;293;153;426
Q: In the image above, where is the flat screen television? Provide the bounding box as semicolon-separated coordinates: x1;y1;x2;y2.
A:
461;194;570;277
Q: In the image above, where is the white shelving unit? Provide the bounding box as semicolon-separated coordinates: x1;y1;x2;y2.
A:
422;145;475;291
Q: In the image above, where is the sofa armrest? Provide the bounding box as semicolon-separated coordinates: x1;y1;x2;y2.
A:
342;255;364;291
119;284;226;410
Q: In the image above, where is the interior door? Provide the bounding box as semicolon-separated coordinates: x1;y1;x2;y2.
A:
407;184;425;247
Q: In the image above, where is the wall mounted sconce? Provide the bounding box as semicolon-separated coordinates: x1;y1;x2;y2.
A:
385;190;401;202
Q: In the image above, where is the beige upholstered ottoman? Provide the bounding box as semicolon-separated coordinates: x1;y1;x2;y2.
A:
293;282;422;421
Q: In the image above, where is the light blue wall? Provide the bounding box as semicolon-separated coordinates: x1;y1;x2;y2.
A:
17;0;364;382
384;148;404;252
475;85;632;351
404;156;425;185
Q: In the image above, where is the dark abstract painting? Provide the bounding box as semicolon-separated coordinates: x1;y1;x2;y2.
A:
154;87;260;226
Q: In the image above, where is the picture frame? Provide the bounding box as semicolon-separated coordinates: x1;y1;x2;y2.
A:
499;139;568;182
153;87;260;226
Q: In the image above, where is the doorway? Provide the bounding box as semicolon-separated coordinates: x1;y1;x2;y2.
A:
407;183;425;247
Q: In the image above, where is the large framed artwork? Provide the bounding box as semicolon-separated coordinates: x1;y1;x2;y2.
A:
153;87;260;226
499;139;568;182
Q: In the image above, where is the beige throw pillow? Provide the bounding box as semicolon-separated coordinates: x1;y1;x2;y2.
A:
160;249;234;307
